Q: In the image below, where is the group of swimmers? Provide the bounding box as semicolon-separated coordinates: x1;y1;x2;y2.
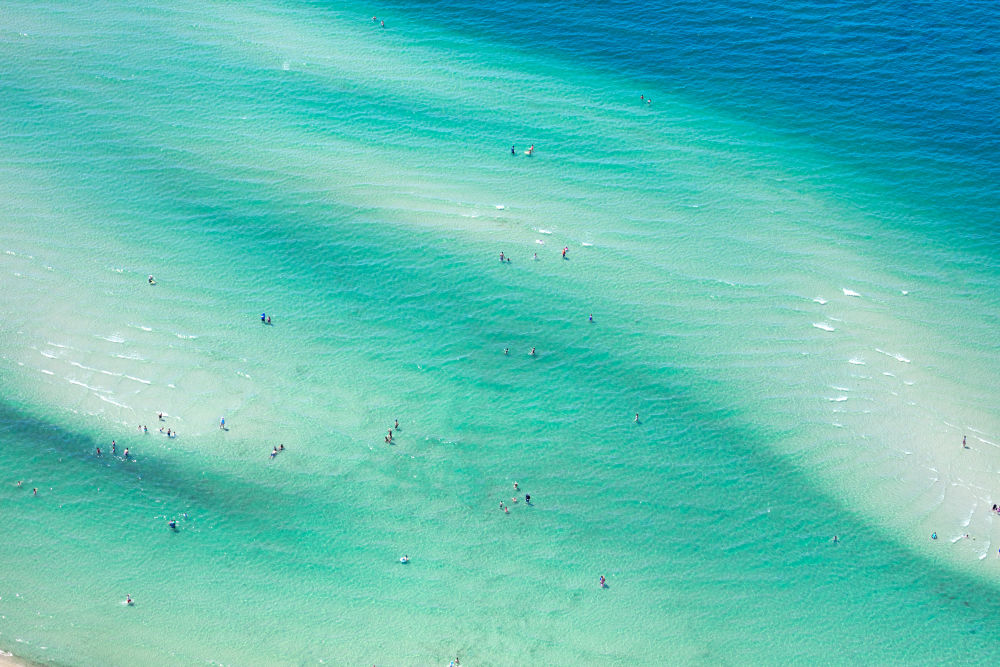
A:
384;419;400;444
500;481;531;515
510;144;535;156
269;444;286;459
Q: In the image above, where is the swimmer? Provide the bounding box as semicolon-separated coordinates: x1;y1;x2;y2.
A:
126;595;133;606
599;575;606;588
143;425;148;433
499;251;505;262
525;493;530;503
511;497;518;504
220;417;225;429
169;520;177;531
931;532;937;540
963;435;968;448
279;444;284;452
372;16;376;22
123;448;129;460
400;555;409;563
17;481;22;487
530;347;535;356
832;535;839;544
112;442;117;454
513;481;519;490
33;488;37;496
589;314;593;322
148;275;155;284
562;246;568;259
394;419;399;430
634;413;639;423
266;315;272;325
533;252;538;260
159;427;164;434
380;20;384;28
511;145;516;155
270;447;278;459
261;313;267;323
504;347;509;355
96;447;102;456
499;501;505;511
158;412;164;421
527;144;535;156
504;505;509;514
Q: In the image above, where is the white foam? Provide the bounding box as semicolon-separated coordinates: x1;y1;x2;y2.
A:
848;358;866;365
831;386;851;392
124;375;151;385
39;350;57;359
538;229;552;234
813;322;835;332
96;393;131;410
67;378;104;392
842;288;861;297
99;334;125;344
39;369;54;376
495;205;505;210
175;333;198;339
535;239;545;245
875;348;911;363
581;242;593;247
828;396;848;402
813;297;828;305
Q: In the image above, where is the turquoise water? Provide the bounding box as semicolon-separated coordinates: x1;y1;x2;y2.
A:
2;0;1000;664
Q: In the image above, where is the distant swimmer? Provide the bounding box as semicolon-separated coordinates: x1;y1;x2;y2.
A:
400;555;409;563
530;347;536;356
220;417;225;430
148;275;155;284
562;246;568;259
394;419;399;430
270;446;278;459
599;575;606;588
261;313;267;323
963;435;968;449
589;314;593;322
123;448;130;460
511;145;516;155
126;595;134;606
525;494;530;503
97;447;102;457
168;520;177;531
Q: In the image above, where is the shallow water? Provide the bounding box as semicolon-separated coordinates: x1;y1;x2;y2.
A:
2;0;1000;664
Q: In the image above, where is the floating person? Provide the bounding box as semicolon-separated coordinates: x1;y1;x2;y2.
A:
400;555;409;564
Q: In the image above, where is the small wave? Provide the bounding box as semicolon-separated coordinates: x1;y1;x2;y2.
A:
99;334;125;344
115;352;145;361
813;322;835;332
124;375;151;385
39;350;57;359
848;358;866;365
831;386;851;392
175;333;198;339
875;348;911;363
538;229;552;234
828;396;849;402
842;288;861;297
813;297;828;305
128;323;153;332
67;378;104;392
40;369;54;376
581;242;593;247
69;361;100;372
96;393;131;409
46;342;70;349
236;371;252;379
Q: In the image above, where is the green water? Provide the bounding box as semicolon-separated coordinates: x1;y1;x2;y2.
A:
2;0;1000;664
